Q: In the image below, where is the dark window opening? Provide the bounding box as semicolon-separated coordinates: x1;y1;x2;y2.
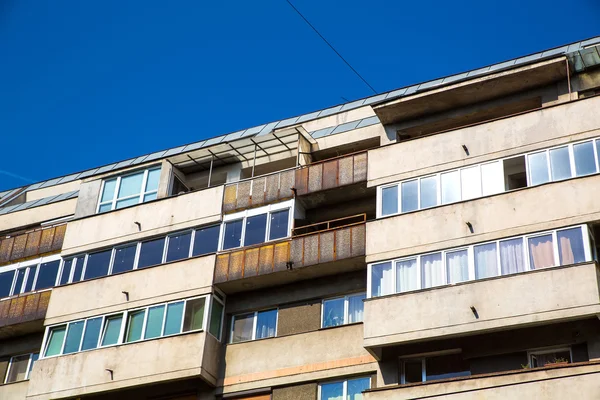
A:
503;156;527;190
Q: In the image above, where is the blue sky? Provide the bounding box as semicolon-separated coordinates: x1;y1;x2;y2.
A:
0;0;599;191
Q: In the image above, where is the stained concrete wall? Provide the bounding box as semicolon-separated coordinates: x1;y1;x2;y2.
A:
364;263;600;348
0;380;29;400
45;255;215;325
0;199;77;233
62;185;223;255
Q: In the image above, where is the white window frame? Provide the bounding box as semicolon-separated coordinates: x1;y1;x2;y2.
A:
229;308;279;344
96;166;161;213
4;352;39;383
321;292;366;328
400;358;427;384
0;254;62;300
527;346;573;368
317;376;371;400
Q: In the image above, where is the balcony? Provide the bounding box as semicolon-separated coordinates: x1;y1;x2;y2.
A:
27;331;220;400
0;291;50;339
214;216;366;293
364;362;600;400
363;263;600;351
223;169;295;213
0;224;66;266
0;380;29;399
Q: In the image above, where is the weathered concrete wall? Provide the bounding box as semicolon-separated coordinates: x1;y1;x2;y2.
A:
62;185;223;255
0;380;29;399
45;255;215;325
0;199;77;233
364;263;600;348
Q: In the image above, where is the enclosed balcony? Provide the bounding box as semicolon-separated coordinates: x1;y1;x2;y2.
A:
0;224;66;266
0;291;50;339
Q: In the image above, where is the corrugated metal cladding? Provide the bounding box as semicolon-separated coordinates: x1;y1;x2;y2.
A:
0;225;66;266
0;291;50;329
215;241;291;283
223;170;295;214
294;152;368;196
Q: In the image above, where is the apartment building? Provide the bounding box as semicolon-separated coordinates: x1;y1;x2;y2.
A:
1;36;600;400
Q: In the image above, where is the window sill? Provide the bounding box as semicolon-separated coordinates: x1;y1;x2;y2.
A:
319;321;364;331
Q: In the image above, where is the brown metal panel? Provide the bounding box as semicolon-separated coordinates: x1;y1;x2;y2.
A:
215;254;230;283
258;245;274;276
236;181;252;210
338;156;354;186
265;173;280;204
50;224;67;252
290;237;305;268
38;228;56;255
36;291;51;320
351;224;366;257
335;227;352;260
322;160;338;190
319;231;335;263
7;296;26;324
9;234;27;262
303;235;319;267
294;168;309;196
23;230;42;258
279;169;295;200
273;242;290;273
308;164;323;193
250;177;266;208
23;292;41;318
353;152;368;182
0;299;10;326
0;237;14;265
228;251;245;281
243;248;260;278
223;185;238;214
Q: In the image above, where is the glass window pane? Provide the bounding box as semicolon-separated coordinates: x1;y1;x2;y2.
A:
269;209;290;240
426;354;470;381
401;180;418;213
223;219;243;250
137;238;165;269
381;186;398;216
500;238;526;274
98;203;113;213
528;152;550;185
422;253;444;288
112;245;137;274
115;197;140;209
83;250;112;280
14;269;25;295
420;176;438;209
100;178;117;203
59;259;73;285
371;262;393;297
549;147;572;181
117;172;144;199
63;321;84;354
441;171;460;204
404;360;423;383
255;309;277;339
81;317;102;351
396;258;418;293
574;141;596;176
45;326;66;357
244;214;267;246
35;260;60;290
143;192;157;202
6;355;30;383
125;310;145;343
348;293;366;324
166;232;192;262
232;313;254;343
461;166;482;200
474;243;498;279
481;161;504;196
28;353;38;378
557;227;586;265
163;301;184;336
144;305;165;339
209;299;224;340
145;168;161;192
323;298;345;328
347;377;371;400
72;257;84;282
101;315;123;346
597;140;600;169
183;297;206;332
446;250;469;284
0;270;14;298
320;381;343;400
528;234;555;270
23;266;37;293
192;225;220;256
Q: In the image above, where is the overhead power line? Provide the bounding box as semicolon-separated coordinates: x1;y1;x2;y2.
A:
285;0;377;94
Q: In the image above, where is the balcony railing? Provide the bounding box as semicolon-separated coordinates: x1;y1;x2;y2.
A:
0;291;50;330
0;224;66;266
223;169;295;214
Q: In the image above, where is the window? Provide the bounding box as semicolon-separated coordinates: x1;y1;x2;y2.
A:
97;167;161;213
322;293;365;328
209;295;225;340
527;152;550;186
0;255;61;298
368;225;590;298
529;347;572;368
83;250;112;280
101;315;123;346
4;353;38;383
381;186;398;216
319;376;370;400
401;180;418;213
420;176;438;209
112;245;136;274
63;320;85;354
138;238;166;269
193;225;220;256
44;326;67;357
231;309;277;343
573;141;597;176
35;260;60;290
166;231;192;262
401;354;470;384
183;297;206;331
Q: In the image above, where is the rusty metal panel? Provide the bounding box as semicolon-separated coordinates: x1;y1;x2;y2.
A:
319;231;335;263
338;156;354;186
273;242;290;272
23;230;42;258
23;292;40;317
228;251;245;281
279;170;295;199
290;237;304;268
335;228;352;260
243;248;260;278
351;224;366;257
295;168;309;196
308;164;323;193
353;152;368;182
36;291;51;320
322;160;338;190
38;228;55;255
215;254;230;284
50;224;66;252
265;174;280;204
250;177;266;208
258;245;274;275
0;299;10;323
223;185;238;214
7;296;26;323
0;237;14;265
303;235;319;267
10;234;27;262
236;181;252;210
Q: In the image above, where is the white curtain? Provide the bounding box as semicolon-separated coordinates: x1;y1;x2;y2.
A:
446;250;468;283
348;294;366;323
475;243;498;279
396;259;418;292
500;238;525;274
558;227;585;265
371;262;393;296
422;253;444;288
